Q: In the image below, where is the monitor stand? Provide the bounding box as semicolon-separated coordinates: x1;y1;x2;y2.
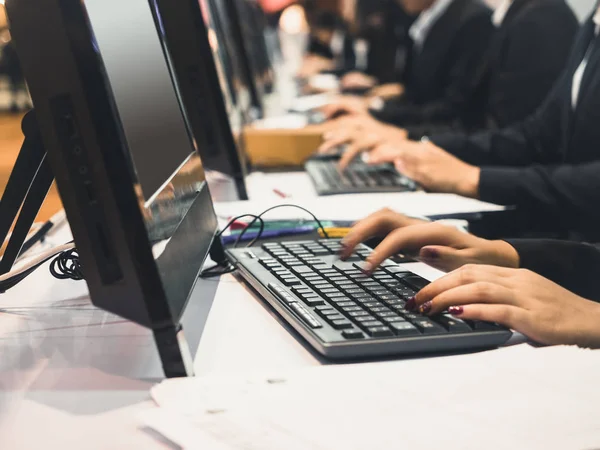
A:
0;110;212;378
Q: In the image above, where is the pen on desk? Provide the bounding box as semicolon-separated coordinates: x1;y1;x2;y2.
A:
273;188;290;199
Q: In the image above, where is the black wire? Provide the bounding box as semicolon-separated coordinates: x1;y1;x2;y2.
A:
49;249;84;280
239;204;330;247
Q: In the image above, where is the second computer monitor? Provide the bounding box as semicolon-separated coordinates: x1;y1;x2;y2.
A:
151;0;251;201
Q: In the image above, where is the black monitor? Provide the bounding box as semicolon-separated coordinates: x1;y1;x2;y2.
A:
207;0;265;119
229;0;276;96
150;0;249;201
6;0;224;377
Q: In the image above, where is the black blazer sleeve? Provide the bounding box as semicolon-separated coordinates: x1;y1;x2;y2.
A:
507;239;600;302
430;68;568;166
477;162;600;232
370;12;493;128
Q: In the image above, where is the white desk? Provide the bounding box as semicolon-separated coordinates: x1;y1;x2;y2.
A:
0;175;515;449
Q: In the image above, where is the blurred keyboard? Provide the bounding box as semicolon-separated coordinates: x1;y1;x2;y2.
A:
305;158;417;195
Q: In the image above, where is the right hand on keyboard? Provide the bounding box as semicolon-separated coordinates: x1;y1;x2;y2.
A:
339;208;520;273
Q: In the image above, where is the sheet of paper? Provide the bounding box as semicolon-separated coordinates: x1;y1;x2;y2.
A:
214;192;505;222
142;345;600;450
289;93;334;112
251;114;309;130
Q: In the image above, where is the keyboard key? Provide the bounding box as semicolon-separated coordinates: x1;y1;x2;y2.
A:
382;316;408;324
437;315;472;333
402;275;430;290
348;311;370;318
370;307;391;314
366;327;394;338
315;308;338;318
325;314;346;323
336;301;357;308
361;320;384;328
324;292;346;299
291;266;314;274
354;315;377;323
280;277;302;286
390;322;420;336
342;306;364;313
413;319;447;335
377;311;398;319
320;288;341;294
293;287;313;295
290;303;322;329
331;319;353;330
333;261;355;272
385;265;412;274
301;296;326;307
466;320;505;331
342;330;365;340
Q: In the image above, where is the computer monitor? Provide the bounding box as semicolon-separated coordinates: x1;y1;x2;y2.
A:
229;0;276;95
6;0;224;377
150;0;249;201
208;0;264;119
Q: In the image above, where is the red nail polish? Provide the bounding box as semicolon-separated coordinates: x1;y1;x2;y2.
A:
419;301;432;315
448;306;464;316
405;297;416;311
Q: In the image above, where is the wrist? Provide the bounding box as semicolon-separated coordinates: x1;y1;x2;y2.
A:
491;240;520;268
457;166;480;198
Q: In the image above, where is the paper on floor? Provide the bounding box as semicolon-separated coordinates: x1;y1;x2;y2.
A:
142;344;600;450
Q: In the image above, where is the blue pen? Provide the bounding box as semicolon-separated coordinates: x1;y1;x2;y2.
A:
221;226;315;245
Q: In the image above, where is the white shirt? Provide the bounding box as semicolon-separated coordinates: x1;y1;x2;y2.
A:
409;0;455;51
572;7;600;109
492;0;512;27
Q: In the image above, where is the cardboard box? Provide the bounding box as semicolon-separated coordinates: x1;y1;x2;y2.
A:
243;124;325;168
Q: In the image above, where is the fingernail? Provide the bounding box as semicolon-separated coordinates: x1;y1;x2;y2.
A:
419;301;432;315
360;261;374;274
405;297;416;311
420;248;439;260
448;306;464;316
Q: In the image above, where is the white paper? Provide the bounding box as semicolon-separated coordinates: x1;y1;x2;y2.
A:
142;345;600;450
289;93;335;112
214;192;505;222
251;114;309;130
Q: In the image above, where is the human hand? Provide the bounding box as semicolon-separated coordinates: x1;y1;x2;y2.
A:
369;83;404;99
340;208;519;273
380;141;480;197
341;71;377;90
320;95;370;119
297;55;334;79
412;265;600;348
318;120;408;169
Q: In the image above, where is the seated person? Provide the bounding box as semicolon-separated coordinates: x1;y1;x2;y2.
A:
299;10;355;78
339;0;416;96
340;208;600;348
323;9;600;242
321;0;495;131
322;0;577;135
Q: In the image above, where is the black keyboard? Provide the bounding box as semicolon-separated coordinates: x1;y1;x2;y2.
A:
226;240;512;360
305;158;418;195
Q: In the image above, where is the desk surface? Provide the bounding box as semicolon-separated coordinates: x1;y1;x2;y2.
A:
0;56;514;449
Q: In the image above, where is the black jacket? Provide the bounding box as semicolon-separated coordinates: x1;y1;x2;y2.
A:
407;0;577;137
370;0;493;129
478;0;578;130
509;239;600;302
432;17;600;241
